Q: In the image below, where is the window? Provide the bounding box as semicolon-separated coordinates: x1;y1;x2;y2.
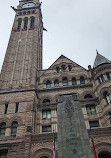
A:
61;65;66;71
62;77;68;86
97;77;101;84
68;65;72;71
89;121;99;128
15;102;19;113
30;16;35;28
100;74;105;82
43;99;50;104
80;76;85;84
54;79;59;87
42;110;51;119
86;104;96;115
24;17;28;30
72;77;77;85
17;18;22;30
42;125;51;133
84;94;93;99
0;122;6;139
11;121;18;138
23;11;26;15
56;67;60;73
106;72;110;80
103;91;110;104
4;104;8;114
46;80;51;88
0;149;8;158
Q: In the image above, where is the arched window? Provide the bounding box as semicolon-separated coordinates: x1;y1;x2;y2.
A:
106;72;110;80
54;79;59;87
62;77;68;86
68;65;72;71
17;18;22;30
30;16;35;28
103;91;110;105
46;80;51;88
0;122;6;139
72;77;77;85
100;74;105;82
80;76;85;84
11;121;18;138
97;77;101;84
56;67;60;73
24;17;28;30
61;65;66;71
43;99;50;104
84;94;93;99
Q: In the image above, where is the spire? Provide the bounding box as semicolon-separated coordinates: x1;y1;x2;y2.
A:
93;51;111;68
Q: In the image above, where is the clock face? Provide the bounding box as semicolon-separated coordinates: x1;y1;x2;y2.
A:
22;2;35;8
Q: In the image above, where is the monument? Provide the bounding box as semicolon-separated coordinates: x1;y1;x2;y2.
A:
57;94;93;158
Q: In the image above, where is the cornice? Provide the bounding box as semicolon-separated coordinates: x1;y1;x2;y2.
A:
37;84;93;93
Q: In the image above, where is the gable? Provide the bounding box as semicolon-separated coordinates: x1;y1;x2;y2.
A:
48;55;87;71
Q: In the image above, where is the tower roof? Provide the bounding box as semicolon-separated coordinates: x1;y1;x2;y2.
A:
93;52;111;68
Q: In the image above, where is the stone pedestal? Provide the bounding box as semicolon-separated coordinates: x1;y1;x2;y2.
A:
57;94;93;158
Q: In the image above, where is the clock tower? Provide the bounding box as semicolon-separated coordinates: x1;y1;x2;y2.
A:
0;0;43;90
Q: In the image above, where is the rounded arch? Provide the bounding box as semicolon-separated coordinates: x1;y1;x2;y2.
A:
30;16;35;28
98;150;111;158
54;79;59;87
0;117;10;128
62;77;68;86
46;80;52;88
80;76;85;84
80;91;95;100
100;87;111;100
39;95;53;104
96;142;111;156
9;116;23;127
31;148;52;158
17;18;22;30
76;73;87;80
84;94;93;99
72;77;77;85
23;17;28;30
43;99;51;104
43;78;52;84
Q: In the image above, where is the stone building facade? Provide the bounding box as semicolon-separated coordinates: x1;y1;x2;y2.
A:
0;0;111;158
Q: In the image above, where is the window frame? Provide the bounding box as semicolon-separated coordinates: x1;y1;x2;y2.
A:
11;121;18;138
72;77;77;85
30;16;35;29
89;120;99;128
42;125;51;133
80;76;85;84
62;77;68;86
42;109;51;119
0;122;6;139
54;79;59;87
17;18;22;30
46;80;51;89
24;17;28;30
86;104;96;115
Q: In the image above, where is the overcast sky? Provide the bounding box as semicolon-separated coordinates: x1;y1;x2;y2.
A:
0;0;111;71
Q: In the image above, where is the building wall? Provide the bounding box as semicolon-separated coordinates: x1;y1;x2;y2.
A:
0;0;111;157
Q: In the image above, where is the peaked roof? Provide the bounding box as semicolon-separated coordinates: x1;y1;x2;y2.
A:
93;52;111;68
48;54;87;71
